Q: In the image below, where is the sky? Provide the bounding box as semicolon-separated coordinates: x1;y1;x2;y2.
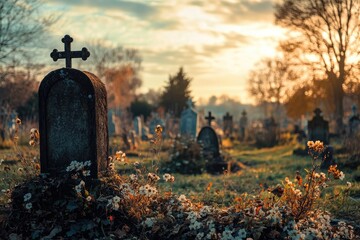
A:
41;0;286;104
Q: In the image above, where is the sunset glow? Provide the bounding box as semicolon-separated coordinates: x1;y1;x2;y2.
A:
42;0;286;103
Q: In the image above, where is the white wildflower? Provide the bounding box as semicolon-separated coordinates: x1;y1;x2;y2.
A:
144;217;155;228
178;194;187;202
25;202;32;210
339;171;345;180
23;193;32;202
113;196;121;203
129;174;138;181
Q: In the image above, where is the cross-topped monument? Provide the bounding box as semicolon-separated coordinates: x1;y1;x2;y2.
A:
50;35;90;68
205;111;215;126
223;112;232;122
39;35;108;178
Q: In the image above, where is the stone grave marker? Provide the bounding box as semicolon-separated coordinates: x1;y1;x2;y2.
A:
108;110;116;136
149;113;165;135
349;105;360;135
222;112;233;137
180;99;198;138
133;116;142;136
39;35;108;178
197;126;220;158
239;110;248;141
307;108;329;144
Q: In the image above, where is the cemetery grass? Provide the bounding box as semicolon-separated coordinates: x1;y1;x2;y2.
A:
116;140;360;228
1;139;360;234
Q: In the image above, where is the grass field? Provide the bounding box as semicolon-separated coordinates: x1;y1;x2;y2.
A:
1;138;359;231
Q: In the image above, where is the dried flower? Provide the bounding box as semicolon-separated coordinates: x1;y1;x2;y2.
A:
163;173;175;182
155;125;163;134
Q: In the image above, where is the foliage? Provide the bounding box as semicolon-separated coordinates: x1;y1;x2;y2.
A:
247;57;297;107
161;137;207;175
130;99;154;121
0;0;55;65
0;140;357;239
160;67;192;117
275;0;360;132
84;42;142;110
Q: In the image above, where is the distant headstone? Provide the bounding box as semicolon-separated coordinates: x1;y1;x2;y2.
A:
255;117;278;148
239;110;248;141
149;113;165;135
180;99;198;138
39;35;108;178
349;105;360;135
197;126;220;158
141;126;150;140
108;110;115;136
308;108;329;144
222;112;233;137
133;116;142;136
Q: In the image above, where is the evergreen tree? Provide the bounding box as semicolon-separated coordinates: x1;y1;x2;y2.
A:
160;67;192;117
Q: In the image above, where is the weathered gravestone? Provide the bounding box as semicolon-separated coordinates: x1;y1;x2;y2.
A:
239;110;248;141
133;116;142;136
349;105;360;135
180;99;198;138
149;113;165;135
197;112;232;173
108;110;116;136
255;117;278;148
222;112;233;137
308;108;329;144
39;35;108;178
197;126;220;158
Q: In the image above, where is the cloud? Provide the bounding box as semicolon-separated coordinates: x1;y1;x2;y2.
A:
196;0;276;24
46;0;159;19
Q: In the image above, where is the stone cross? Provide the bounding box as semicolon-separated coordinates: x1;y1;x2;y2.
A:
39;35;108;178
314;108;322;117
205;111;215;126
50;35;90;68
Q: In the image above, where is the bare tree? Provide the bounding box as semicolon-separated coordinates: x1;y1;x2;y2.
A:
0;0;55;65
82;41;142;110
247;57;297;117
275;0;360;133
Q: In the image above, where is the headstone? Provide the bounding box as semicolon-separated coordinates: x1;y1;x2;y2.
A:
39;35;108;178
129;130;137;149
108;110;115;136
349;105;360;135
133;116;142;136
180;99;198;138
222;112;233;137
197;126;220;158
239;110;248;141
254;117;278;148
141;126;150;140
149;113;165;135
307;108;329;144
